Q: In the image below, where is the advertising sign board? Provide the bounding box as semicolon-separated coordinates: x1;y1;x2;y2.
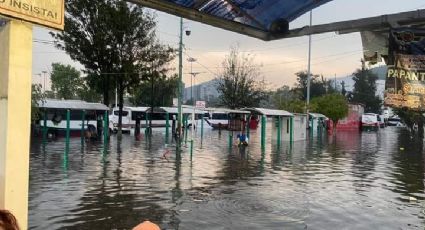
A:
0;0;64;30
385;28;425;111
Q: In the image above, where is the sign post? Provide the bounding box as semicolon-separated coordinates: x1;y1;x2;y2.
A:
0;0;65;30
0;19;33;230
0;1;64;228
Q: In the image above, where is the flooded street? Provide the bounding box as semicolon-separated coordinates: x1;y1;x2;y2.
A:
28;127;425;229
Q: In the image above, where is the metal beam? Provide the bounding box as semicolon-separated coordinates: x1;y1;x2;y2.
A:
271;9;425;40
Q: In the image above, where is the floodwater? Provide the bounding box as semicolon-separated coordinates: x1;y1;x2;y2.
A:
29;126;425;229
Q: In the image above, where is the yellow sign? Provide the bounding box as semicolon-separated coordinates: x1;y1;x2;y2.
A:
0;0;64;30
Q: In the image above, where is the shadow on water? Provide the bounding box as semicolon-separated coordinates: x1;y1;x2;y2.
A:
28;128;425;229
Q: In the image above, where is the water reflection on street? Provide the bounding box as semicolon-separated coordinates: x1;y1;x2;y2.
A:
29;127;425;229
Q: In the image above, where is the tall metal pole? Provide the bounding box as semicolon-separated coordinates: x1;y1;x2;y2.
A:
177;17;184;149
42;71;47;93
187;57;197;157
306;11;313;112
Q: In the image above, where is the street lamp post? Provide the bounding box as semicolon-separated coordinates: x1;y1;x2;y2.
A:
177;18;191;151
177;18;184;149
306;10;313;133
42;71;47;93
187;57;199;158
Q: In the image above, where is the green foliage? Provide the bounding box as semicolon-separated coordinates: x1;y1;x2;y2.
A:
129;74;178;107
216;46;268;109
311;94;348;125
293;71;336;100
52;0;174;106
272;86;305;113
350;68;382;113
50;63;83;100
31;84;45;123
50;63;102;102
77;84;103;102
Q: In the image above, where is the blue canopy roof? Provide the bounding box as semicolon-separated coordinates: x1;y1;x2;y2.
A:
129;0;333;40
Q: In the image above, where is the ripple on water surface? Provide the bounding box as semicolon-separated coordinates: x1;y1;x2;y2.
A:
29;127;425;229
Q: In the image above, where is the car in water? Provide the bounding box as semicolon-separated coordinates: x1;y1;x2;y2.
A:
361;113;379;131
387;116;404;127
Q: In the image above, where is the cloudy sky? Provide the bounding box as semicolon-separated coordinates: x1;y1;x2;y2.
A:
32;0;425;90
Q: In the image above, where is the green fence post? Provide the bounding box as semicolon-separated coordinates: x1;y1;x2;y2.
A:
65;109;71;154
310;117;314;136
81;110;86;145
290;116;294;143
261;115;266;150
184;114;188;145
201;113;204;142
165;112;170;143
103;111;108;153
145;112;149;135
246;115;250;139
277;116;281;147
190;139;194;160
228;131;233;149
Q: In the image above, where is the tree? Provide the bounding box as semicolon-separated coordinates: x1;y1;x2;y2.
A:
341;81;347;96
293;71;328;101
216;46;267;109
50;63;84;100
350;68;382;113
311;94;348;132
50;63;102;102
272;85;305;113
129;74;179;107
53;0;174;136
31;84;45;123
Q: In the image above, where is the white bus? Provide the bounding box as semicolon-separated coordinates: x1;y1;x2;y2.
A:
37;99;109;137
108;106;205;133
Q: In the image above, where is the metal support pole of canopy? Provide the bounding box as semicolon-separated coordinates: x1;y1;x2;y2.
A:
81;110;85;145
277;116;281;147
42;109;47;148
65;110;70;154
165;112;170;143
103;111;108;153
261;115;266;150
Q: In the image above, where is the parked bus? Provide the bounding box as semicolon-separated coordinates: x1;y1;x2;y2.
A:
37;99;109;138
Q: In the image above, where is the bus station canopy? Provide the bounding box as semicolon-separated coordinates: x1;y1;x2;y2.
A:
309;113;327;119
126;106;150;112
205;107;251;114
129;0;332;40
39;99;109;111
128;0;425;41
244;108;293;117
161;106;206;114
